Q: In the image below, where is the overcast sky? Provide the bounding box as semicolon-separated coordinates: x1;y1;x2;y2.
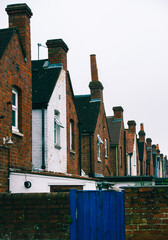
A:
1;0;168;156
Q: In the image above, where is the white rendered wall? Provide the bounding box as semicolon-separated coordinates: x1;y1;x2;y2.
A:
131;135;137;176
9;172;97;193
32;109;47;169
46;69;67;173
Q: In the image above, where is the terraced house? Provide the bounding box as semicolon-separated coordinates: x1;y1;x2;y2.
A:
0;3;167;194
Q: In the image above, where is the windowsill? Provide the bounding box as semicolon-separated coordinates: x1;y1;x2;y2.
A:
12;129;24;137
70;149;75;155
105;156;108;159
98;158;101;162
55;144;61;149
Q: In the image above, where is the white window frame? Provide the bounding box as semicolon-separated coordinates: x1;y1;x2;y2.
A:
54;112;64;148
133;151;136;166
12;88;18;131
105;139;108;157
97;134;103;162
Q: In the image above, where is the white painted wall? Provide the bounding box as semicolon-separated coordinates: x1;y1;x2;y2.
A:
32;69;67;173
126;135;137;176
46;69;67;173
32;109;46;169
131;134;137;176
9;172;97;193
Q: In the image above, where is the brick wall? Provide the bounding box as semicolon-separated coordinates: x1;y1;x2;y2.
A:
66;73;79;175
0;31;32;192
0;193;70;239
125;187;168;240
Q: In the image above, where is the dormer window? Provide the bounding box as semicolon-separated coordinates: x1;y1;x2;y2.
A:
12;88;18;131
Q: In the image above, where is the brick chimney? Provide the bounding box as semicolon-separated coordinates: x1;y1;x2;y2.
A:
156;144;160;154
46;39;69;71
6;4;33;62
127;120;136;133
89;54;103;100
138;123;145;142
152;144;156;153
113;106;123;119
146;138;152;148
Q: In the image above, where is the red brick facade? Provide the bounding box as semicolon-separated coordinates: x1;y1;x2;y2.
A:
109;107;126;176
0;4;32;192
125;187;168;239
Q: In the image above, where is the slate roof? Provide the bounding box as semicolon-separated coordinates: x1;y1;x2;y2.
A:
0;28;16;59
74;95;101;133
32;59;62;109
137;139;144;161
107;116;122;145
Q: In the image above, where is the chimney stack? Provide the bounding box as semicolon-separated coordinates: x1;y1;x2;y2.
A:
6;4;33;62
46;39;69;71
113;106;123;120
138;123;145;142
146;138;152;148
89;54;103;100
127;120;136;133
156;144;160;154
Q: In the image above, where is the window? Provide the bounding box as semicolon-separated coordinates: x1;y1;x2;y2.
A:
70;120;74;151
120;147;122;167
105;139;108;157
12;88;18;131
97;134;103;161
54;111;64;148
133;151;136;166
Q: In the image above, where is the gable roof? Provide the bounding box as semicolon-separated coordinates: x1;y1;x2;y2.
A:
107;116;122;145
0;28;15;59
0;27;26;59
74;95;101;133
32;59;62;109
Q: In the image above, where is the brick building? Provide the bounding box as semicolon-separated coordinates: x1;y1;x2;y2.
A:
75;55;111;177
32;40;67;173
146;138;154;175
125;120;139;176
107;106;126;176
0;4;33;192
137;123;147;175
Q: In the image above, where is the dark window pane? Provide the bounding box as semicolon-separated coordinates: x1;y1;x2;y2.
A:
12;110;15;126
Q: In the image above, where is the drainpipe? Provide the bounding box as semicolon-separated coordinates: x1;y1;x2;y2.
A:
124;131;127;176
89;133;93;177
41;107;45;169
79;123;82;176
129;154;132;176
116;146;118;176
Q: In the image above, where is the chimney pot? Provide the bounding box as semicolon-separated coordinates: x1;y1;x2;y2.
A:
89;54;103;99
